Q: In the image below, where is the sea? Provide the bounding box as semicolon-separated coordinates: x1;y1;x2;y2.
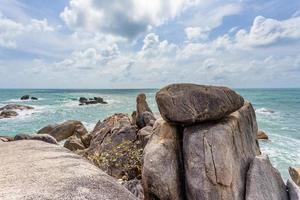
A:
0;88;299;180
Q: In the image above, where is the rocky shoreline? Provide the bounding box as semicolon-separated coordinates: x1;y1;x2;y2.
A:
0;83;299;200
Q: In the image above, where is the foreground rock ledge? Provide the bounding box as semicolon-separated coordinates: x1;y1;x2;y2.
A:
156;84;244;125
0;140;136;200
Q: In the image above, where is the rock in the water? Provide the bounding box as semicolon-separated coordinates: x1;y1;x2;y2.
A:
183;102;259;200
31;96;38;100
37;123;58;134
0;110;18;119
287;179;300;200
245;155;288;200
156;83;244;125
64;135;86;151
14;134;58;144
38;120;88;142
257;130;269;140
142;118;184;200
94;97;108;104
136;93;153;128
0;104;34;111
289;167;300;186
137;125;153;148
20;95;30;100
123;179;144;200
0;140;137;200
79;97;88;103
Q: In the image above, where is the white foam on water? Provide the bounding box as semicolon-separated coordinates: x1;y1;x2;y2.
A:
3;98;46;103
255;107;276;115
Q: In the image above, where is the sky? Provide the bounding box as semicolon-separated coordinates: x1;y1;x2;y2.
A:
0;0;300;88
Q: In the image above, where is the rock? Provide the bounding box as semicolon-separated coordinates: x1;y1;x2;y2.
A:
39;120;88;142
257;130;269;140
37;123;58;134
131;111;137;125
84;113;140;180
0;110;18;119
137;126;153;148
136;93;153;128
0;140;137;200
79;97;87;103
64;135;86;151
20;95;30;100
142;111;156;127
0;104;34;111
31;96;38;100
79;97;107;105
183;102;260;200
287;179;300;200
0;136;14;142
123;179;144;200
14;134;58;144
289;167;300;186
94;97;108;104
156;83;244;125
245;155;288;200
142;118;184;200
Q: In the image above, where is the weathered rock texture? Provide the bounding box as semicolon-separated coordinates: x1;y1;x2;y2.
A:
245;155;288;200
0;104;34;111
156;83;244;125
0;140;137;200
136;93;154;128
287;179;300;200
183;102;260;200
37;123;58;134
289;167;300;187
123;179;144;200
0;110;18;119
142;118;184;200
257;130;269;140
14;133;58;144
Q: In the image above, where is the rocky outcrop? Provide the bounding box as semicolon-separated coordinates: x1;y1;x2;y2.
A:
257;130;269;140
136;93;155;128
245;155;288;200
0;110;18;119
0;140;137;200
79;96;108;105
184;102;259;200
137;126;152;148
123;179;144;200
289;167;300;186
0;104;34;111
38;120;89;142
142;118;184;200
20;95;30;100
287;179;300;200
14;133;58;144
156;83;244;125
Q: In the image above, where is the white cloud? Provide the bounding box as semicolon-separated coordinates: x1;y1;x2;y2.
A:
185;27;209;41
235;16;300;47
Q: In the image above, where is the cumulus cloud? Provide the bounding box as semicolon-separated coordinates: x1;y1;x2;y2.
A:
235;16;300;47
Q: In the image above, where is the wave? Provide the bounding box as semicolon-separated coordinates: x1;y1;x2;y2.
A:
255;107;276;115
3;98;46;103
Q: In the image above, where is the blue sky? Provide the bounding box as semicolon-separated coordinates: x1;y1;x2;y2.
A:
0;0;300;88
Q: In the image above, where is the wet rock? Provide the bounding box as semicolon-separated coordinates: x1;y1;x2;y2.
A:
79;97;87;104
79;97;107;105
31;97;38;100
0;140;137;200
20;95;30;100
123;179;144;200
289;167;300;186
14;134;58;144
257;130;269;140
245;155;288;200
156;83;244;125
0;110;18;119
183;102;259;200
0;104;34;111
142;118;184;200
287;179;300;200
136;93;153;128
94;97;108;104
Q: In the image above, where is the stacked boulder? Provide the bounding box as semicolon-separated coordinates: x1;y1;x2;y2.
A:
142;84;290;200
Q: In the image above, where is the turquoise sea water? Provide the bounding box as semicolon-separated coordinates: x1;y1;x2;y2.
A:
0;88;299;180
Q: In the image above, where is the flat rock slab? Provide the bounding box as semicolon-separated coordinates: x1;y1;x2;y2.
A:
0;140;136;200
156;84;244;125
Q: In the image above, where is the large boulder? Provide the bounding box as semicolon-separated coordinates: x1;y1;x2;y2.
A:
0;104;34;111
289;167;300;186
257;130;269;140
156;84;244;125
0;110;18;119
142;118;184;200
137;125;153;148
38;120;89;142
287;179;300;200
245;155;288;200
183;102;260;200
14;134;58;144
37;123;58;134
0;140;137;200
136;93;154;128
63;135;86;151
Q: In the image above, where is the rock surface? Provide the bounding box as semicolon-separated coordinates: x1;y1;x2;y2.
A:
0;104;34;111
257;130;269;140
79;96;107;105
14;133;58;144
64;135;86;151
37;123;58;134
136;93;154;128
183;102;259;200
20;95;30;100
156;83;244;125
0;110;18;119
245;155;288;200
287;179;300;200
289;167;300;186
142;118;184;200
123;179;144;200
0;140;137;200
137;125;153;148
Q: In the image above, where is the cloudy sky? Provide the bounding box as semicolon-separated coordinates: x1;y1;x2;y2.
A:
0;0;300;88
